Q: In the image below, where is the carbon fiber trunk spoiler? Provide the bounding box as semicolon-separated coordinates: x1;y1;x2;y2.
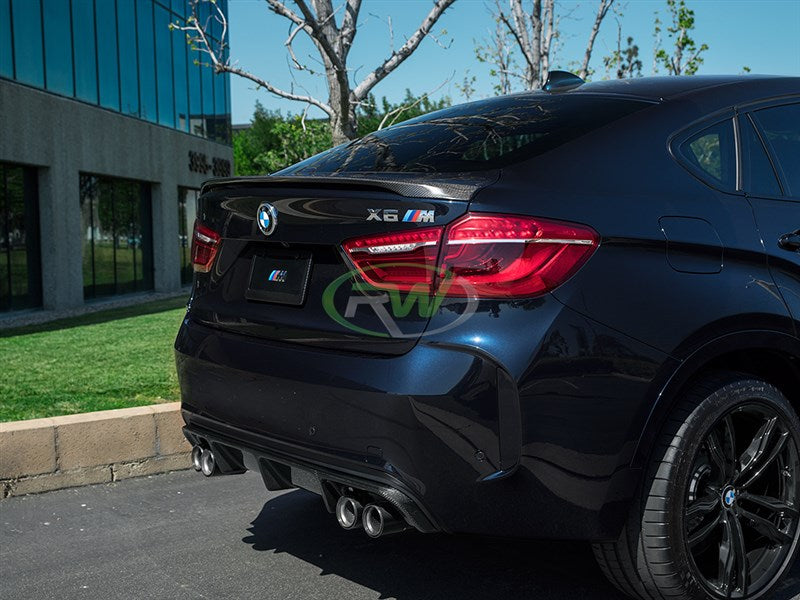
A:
200;171;500;202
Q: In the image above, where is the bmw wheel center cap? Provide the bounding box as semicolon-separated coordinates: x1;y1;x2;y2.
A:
722;486;737;508
257;202;278;236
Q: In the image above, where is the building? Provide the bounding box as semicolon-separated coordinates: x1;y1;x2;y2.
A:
0;0;233;313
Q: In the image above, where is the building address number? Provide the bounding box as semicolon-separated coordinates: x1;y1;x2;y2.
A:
189;151;231;177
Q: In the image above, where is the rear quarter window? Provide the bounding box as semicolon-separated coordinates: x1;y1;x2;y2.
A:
280;95;651;175
678;119;737;191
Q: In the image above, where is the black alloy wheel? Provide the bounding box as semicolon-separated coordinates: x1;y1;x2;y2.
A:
684;404;799;598
594;373;800;600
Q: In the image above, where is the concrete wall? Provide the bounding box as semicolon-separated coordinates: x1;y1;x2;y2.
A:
0;80;233;310
0;403;191;497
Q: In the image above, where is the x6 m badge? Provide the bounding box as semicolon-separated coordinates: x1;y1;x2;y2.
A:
367;208;435;223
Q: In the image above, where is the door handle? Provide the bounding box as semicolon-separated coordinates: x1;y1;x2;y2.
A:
778;230;800;252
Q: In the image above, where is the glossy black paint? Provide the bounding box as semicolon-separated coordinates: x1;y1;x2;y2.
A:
176;76;800;541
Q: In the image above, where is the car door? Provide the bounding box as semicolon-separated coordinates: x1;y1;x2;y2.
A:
740;100;800;336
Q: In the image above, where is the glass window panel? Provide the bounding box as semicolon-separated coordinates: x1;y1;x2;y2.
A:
11;0;44;87
117;0;139;116
290;96;649;175
0;180;8;307
1;163;41;311
172;20;188;131
96;0;120;111
188;47;203;136
680;119;737;191
177;189;187;284
138;183;153;290
201;61;213;139
72;0;98;103
742;116;782;197
42;0;73;96
213;69;225;142
132;185;143;291
197;0;210;29
154;4;174;127
209;6;220;42
137;0;157;122
0;259;7;313
115;182;135;294
224;72;231;140
0;0;12;77
7;173;28;304
94;178;116;297
81;173;152;298
754;103;800;197
170;0;186;19
178;187;197;285
80;174;95;297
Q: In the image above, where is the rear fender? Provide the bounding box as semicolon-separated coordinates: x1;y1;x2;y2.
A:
632;330;800;470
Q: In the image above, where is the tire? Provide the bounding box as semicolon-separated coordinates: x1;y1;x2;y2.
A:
593;372;800;600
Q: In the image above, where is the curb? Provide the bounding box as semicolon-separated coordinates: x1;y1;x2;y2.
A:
0;403;191;498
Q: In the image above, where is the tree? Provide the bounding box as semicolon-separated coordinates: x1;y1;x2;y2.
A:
233;103;332;175
653;0;708;75
456;71;478;101
603;11;642;79
489;0;614;91
174;0;457;145
234;92;451;175
475;20;516;95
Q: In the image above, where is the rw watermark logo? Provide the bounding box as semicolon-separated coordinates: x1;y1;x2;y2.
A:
322;264;478;338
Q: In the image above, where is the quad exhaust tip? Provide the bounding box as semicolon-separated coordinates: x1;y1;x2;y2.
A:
335;496;363;530
191;444;217;476
362;504;407;538
191;445;203;472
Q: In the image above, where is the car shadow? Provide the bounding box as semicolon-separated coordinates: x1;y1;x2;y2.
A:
242;490;800;600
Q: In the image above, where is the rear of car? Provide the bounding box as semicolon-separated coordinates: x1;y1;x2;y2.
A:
176;91;657;538
178;77;800;599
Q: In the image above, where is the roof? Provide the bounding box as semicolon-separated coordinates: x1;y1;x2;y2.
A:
567;74;793;101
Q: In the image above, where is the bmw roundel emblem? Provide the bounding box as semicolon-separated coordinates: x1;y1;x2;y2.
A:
723;487;736;508
256;202;278;236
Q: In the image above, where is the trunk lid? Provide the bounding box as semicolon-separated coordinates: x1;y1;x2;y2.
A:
187;173;496;354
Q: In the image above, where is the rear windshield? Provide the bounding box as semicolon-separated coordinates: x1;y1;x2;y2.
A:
279;95;651;174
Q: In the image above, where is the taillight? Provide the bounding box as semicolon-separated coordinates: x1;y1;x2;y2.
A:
342;227;442;292
342;213;598;298
191;221;221;273
441;214;599;298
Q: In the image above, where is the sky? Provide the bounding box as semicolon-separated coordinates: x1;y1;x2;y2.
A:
226;0;800;124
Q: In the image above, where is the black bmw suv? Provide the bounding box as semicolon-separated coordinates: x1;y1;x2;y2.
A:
176;74;800;600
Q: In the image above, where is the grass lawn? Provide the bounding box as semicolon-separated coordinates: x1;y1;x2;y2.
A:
0;296;188;422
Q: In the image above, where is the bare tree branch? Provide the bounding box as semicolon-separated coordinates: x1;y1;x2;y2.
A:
175;2;333;116
579;0;614;80
489;0;613;91
541;0;555;82
174;0;455;144
497;9;534;73
353;0;457;100
339;0;363;58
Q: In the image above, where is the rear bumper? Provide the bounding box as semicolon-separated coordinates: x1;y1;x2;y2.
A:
176;316;522;531
182;413;440;532
176;309;664;540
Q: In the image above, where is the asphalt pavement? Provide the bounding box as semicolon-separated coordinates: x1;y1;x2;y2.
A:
2;470;798;600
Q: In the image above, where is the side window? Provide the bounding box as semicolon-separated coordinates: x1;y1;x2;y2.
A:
680;119;737;191
752;103;800;197
741;115;782;197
